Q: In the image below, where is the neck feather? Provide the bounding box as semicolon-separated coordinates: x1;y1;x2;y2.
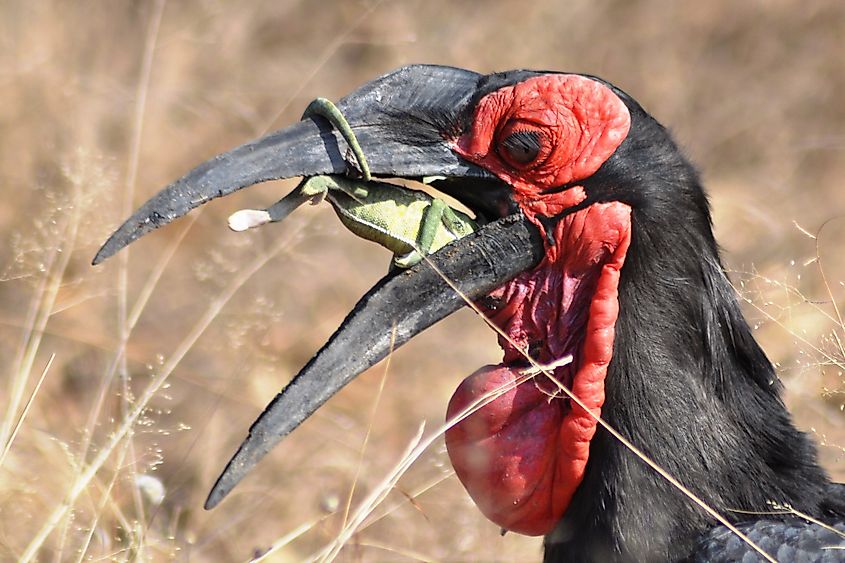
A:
545;193;832;562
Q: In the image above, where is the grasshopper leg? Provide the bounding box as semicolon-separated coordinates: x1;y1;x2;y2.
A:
230;96;372;234
393;198;450;268
301;98;371;181
440;204;469;237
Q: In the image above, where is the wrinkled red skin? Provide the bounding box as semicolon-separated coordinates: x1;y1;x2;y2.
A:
454;74;631;218
444;75;633;535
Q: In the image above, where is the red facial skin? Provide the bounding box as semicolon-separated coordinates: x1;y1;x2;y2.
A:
444;75;633;535
454;74;631;220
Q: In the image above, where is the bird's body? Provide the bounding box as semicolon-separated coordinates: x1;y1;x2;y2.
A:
694;518;845;562
95;65;845;562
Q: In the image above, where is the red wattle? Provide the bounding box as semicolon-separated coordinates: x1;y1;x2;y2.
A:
445;202;631;535
446;364;567;535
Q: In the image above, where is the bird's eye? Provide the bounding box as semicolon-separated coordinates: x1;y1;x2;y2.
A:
498;128;544;166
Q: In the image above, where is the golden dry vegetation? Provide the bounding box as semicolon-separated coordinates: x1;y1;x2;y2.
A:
1;1;844;561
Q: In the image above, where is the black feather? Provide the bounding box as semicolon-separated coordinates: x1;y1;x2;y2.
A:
690;519;845;562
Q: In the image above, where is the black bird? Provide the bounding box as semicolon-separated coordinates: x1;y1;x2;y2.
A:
93;65;845;562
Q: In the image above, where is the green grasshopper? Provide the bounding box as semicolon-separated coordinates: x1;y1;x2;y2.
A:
228;175;477;268
227;97;477;268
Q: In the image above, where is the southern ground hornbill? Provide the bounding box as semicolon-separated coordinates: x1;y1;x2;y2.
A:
93;66;845;561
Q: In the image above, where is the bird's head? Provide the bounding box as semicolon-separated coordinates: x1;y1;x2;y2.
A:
94;65;711;536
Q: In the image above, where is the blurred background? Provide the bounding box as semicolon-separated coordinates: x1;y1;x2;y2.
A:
1;1;843;561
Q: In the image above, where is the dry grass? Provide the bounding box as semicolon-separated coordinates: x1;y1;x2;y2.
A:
1;1;844;561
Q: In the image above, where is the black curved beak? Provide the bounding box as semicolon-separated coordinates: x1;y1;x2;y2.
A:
93;65;493;265
92;65;545;509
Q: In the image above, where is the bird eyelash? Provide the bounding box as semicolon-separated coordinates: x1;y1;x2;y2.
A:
501;129;543;150
498;128;549;167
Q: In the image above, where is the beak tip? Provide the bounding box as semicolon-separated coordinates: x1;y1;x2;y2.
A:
204;468;236;510
92;231;129;265
91;246;111;266
204;489;223;510
204;438;266;510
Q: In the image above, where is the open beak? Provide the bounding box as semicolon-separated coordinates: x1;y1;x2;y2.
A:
92;65;545;509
